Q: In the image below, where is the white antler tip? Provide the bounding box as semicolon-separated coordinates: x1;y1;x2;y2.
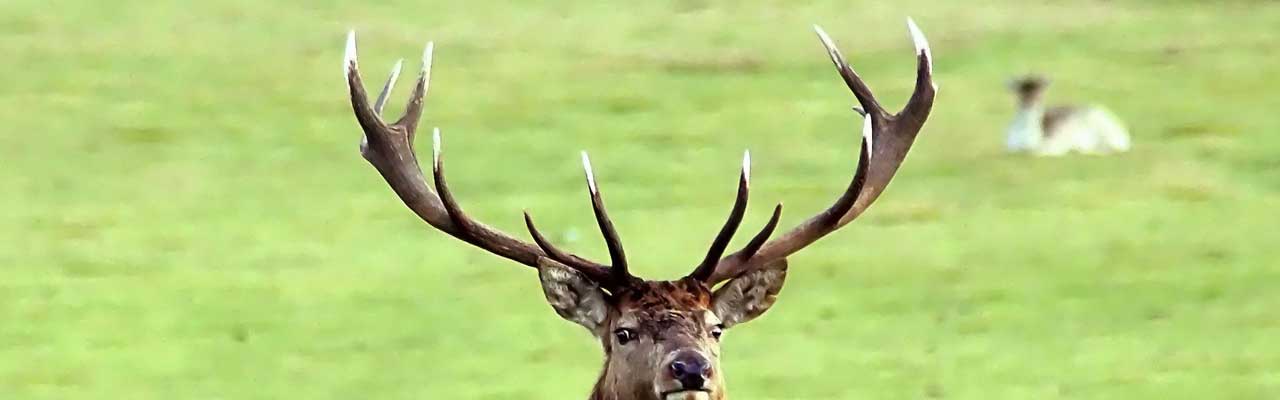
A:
343;30;357;73
742;150;751;182
811;24;843;68
861;114;874;158
581;151;598;193
812;24;828;39
432;127;442;164
387;58;404;87
422;41;434;68
812;25;831;46
906;17;932;72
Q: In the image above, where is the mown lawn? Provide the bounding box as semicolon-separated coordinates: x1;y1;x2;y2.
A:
2;0;1278;398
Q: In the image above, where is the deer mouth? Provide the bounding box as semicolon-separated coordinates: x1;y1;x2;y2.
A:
662;389;711;400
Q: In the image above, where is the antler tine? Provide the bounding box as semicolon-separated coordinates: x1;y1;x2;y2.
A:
895;17;937;145
688;151;751;282
373;59;403;115
738;203;784;260
346;31;391;147
813;25;887;121
907;18;932;76
704;19;935;284
394;41;433;139
581;152;633;283
430;128;483;241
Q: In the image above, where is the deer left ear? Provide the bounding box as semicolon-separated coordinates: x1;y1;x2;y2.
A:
537;257;610;335
711;259;788;328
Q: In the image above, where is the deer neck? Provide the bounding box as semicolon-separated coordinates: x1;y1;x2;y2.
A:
588;364;655;400
1007;99;1046;152
589;358;637;400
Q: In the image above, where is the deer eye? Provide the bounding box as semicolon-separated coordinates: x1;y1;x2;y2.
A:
613;328;638;345
711;324;724;340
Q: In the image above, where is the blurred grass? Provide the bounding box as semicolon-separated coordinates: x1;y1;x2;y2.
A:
2;0;1279;399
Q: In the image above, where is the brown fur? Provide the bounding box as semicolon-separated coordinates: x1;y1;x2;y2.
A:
1041;105;1080;137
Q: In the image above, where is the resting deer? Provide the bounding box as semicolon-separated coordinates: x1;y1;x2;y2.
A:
342;19;935;400
1005;75;1131;156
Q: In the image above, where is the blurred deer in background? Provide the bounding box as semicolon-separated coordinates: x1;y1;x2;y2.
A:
1005;75;1131;156
342;18;935;400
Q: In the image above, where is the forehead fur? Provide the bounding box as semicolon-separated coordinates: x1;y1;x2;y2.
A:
612;280;715;338
616;279;712;310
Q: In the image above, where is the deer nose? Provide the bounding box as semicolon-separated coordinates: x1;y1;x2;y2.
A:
668;351;712;389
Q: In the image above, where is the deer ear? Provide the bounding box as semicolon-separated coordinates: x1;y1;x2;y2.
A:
712;259;788;328
537;257;610;334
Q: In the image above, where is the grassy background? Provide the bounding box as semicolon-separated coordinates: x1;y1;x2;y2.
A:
3;0;1278;398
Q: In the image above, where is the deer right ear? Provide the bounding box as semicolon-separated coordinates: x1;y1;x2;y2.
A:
712;258;788;328
538;257;610;334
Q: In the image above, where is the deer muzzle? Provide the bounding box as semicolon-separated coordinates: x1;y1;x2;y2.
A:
659;350;715;400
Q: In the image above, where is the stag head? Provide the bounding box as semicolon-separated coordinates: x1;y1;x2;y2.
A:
342;18;935;400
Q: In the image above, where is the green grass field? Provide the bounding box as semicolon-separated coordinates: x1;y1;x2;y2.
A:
3;0;1278;398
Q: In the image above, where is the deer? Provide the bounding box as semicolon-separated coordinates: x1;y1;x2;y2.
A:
1005;74;1131;156
342;18;935;400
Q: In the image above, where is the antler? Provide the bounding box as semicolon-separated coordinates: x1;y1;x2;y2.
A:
699;18;937;284
346;20;934;289
343;32;633;288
